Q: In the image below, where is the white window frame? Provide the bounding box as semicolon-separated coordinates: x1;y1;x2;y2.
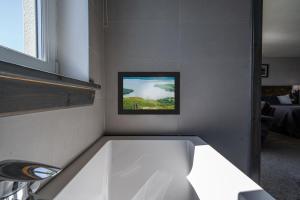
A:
0;0;57;73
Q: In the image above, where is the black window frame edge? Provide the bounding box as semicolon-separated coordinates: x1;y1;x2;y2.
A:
250;0;263;183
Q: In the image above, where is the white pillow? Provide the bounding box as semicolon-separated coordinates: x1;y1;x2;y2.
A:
277;95;292;105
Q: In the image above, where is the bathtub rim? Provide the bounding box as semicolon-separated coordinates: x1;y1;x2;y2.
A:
37;135;206;199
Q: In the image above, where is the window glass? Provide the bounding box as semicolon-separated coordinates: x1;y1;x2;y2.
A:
0;0;42;59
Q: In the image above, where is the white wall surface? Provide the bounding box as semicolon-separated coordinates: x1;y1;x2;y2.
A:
0;0;105;169
0;93;105;168
105;0;253;174
262;57;300;85
57;0;89;81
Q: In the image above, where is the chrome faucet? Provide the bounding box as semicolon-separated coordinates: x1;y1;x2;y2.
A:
0;160;61;200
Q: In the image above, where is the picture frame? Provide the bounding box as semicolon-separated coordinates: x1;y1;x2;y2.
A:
261;64;269;78
118;72;180;114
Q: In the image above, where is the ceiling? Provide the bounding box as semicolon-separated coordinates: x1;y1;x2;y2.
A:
263;0;300;57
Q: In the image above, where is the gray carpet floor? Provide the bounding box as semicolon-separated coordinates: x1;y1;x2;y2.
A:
261;132;300;200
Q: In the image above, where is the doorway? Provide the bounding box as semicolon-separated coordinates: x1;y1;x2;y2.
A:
257;0;300;199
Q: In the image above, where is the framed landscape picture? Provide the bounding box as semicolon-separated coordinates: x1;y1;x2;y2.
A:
118;72;180;114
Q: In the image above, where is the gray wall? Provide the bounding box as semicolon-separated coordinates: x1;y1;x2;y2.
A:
262;57;300;85
105;0;253;174
0;0;105;169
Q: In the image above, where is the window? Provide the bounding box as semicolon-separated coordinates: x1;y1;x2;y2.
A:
0;0;56;73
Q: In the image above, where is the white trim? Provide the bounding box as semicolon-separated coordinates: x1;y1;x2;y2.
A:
44;0;57;73
0;0;56;73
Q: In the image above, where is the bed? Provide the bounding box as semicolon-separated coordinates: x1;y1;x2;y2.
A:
271;105;300;138
262;86;300;138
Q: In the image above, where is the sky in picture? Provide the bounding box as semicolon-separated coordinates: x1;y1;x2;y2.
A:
0;0;24;52
123;77;175;100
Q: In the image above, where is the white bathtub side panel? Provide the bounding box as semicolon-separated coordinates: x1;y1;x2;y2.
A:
54;142;112;200
109;140;199;200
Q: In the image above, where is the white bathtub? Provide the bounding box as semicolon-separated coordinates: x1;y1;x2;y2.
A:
38;136;274;200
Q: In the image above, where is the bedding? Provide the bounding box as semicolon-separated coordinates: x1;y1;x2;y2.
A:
262;95;293;105
261;101;275;116
271;105;300;138
261;96;281;105
277;95;293;105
